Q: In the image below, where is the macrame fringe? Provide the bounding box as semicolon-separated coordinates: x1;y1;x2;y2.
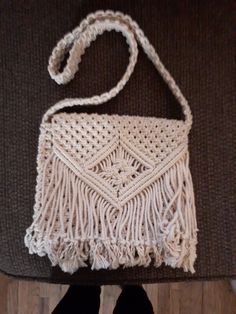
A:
25;152;197;274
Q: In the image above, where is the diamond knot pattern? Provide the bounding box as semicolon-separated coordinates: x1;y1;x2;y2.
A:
86;136;154;198
91;144;149;194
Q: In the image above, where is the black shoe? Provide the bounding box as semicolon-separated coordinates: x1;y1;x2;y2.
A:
52;285;101;314
113;285;154;314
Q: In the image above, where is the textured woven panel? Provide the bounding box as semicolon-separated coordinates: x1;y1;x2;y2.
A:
0;0;235;284
52;113;188;206
52;113;187;164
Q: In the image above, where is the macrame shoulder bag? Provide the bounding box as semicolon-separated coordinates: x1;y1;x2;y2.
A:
25;10;198;274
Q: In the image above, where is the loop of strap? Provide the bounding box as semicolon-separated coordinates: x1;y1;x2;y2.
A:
44;10;192;127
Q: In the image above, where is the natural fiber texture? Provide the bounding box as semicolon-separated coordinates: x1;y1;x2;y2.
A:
1;0;235;284
25;11;197;274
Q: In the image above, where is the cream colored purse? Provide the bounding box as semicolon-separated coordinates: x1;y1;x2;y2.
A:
25;10;198;274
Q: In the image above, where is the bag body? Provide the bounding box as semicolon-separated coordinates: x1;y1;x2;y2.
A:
25;10;198;274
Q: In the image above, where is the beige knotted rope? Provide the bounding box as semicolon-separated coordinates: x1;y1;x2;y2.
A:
25;10;198;274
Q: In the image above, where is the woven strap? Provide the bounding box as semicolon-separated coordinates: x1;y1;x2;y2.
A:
44;10;192;127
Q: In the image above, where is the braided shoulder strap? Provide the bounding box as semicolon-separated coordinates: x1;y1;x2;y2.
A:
44;10;192;127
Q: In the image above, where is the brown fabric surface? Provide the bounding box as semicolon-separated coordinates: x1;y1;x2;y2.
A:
0;0;235;284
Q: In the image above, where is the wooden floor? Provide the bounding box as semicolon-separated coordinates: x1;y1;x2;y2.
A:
0;274;235;314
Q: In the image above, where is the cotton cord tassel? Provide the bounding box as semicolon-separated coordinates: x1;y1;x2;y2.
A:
25;150;198;274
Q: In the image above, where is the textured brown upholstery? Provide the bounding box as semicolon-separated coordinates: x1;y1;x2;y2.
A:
0;0;235;284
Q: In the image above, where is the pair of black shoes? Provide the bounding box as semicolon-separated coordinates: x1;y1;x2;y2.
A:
52;285;154;314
